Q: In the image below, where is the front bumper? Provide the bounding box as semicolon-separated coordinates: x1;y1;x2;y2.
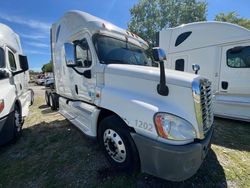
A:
131;126;214;182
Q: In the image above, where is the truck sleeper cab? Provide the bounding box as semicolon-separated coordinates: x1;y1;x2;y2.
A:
0;23;33;145
50;11;214;181
159;22;250;121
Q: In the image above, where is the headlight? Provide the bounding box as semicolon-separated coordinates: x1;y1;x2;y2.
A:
154;113;196;141
0;99;4;114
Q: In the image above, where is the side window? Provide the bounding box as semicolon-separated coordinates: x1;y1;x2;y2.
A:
227;46;250;68
8;51;17;71
175;32;192;47
75;39;92;68
175;59;185;71
0;48;5;68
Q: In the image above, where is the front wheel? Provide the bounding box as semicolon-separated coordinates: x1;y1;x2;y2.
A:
98;115;140;173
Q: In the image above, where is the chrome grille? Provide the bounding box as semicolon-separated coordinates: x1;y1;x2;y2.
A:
192;79;214;139
200;80;213;134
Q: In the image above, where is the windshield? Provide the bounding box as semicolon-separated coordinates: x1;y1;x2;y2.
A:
0;48;5;68
94;35;151;66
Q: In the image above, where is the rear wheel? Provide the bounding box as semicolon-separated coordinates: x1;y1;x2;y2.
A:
50;93;58;111
98;115;140;173
45;91;50;106
29;89;34;105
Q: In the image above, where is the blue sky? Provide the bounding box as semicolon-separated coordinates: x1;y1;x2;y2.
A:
0;0;249;71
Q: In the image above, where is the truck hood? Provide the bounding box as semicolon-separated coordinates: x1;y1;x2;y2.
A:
101;64;201;139
104;64;200;88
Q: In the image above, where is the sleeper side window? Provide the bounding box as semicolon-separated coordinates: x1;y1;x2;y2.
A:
0;48;5;68
175;59;185;71
8;51;17;71
175;32;192;47
227;46;250;68
75;39;92;68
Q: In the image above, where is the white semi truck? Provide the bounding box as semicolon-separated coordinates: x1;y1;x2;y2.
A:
159;21;250;121
50;11;214;181
0;23;33;145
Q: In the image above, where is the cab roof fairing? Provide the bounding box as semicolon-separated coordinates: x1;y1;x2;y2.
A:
52;10;149;49
0;23;23;54
160;21;250;53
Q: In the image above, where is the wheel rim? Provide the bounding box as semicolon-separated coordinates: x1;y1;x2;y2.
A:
14;108;22;132
103;129;126;163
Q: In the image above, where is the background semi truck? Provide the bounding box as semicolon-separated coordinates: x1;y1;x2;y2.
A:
159;21;250;121
49;10;214;181
0;23;33;145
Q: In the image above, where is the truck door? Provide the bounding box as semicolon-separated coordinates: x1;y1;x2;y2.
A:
6;48;22;97
63;33;97;134
68;34;95;103
218;44;250;119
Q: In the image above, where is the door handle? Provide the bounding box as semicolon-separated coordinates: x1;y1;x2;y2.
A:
221;81;228;90
20;84;22;90
75;85;78;94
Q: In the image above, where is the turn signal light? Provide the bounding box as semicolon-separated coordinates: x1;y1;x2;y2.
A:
154;114;168;139
0;100;4;114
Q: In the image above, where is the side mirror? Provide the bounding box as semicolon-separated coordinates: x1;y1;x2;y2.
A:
12;55;29;76
152;47;167;62
64;43;77;67
192;64;200;74
19;55;29;71
152;47;168;96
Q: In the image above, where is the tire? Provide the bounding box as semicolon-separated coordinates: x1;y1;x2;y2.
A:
98;115;140;173
50;93;58;111
29;89;34;105
45;91;50;106
13;105;23;140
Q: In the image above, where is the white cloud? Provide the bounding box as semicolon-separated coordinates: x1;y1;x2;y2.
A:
25;50;50;55
20;33;48;40
26;42;50;48
0;13;51;32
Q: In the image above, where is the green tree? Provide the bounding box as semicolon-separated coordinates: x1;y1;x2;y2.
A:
215;12;250;30
41;60;53;73
128;0;207;47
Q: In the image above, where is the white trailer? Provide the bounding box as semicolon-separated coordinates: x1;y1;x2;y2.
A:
159;21;250;121
0;23;33;145
50;10;214;181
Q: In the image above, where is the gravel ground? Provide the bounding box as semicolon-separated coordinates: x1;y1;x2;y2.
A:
30;84;46;97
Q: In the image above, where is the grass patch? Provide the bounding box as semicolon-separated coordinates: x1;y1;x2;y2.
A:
0;95;249;187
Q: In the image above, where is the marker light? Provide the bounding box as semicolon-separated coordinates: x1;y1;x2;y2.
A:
0;100;4;114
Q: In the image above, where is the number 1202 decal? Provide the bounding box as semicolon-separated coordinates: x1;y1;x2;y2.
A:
135;120;153;132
